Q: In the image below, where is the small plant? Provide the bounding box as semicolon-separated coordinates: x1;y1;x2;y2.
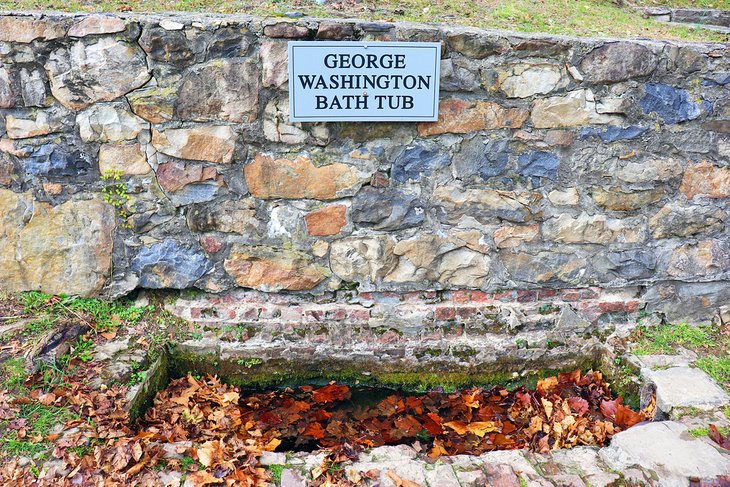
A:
180;455;202;472
268;464;284;483
72;336;95;362
1;358;27;390
101;169;133;229
129;371;146;385
236;358;263;368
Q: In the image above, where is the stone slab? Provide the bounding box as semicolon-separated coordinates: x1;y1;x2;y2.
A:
642;366;730;414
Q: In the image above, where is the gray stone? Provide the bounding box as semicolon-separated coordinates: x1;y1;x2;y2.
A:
641;83;705;124
580;125;649;142
649;203;726;239
531;89;622;128
280;468;306;487
26;144;92;177
642;366;730;415
517;151;559;184
598;249;657;281
351;186;425;231
94;337;130;361
543;213;645;244
454;137;509;180
580;42;657;83
131;240;210;289
45;38;150;110
0;66;16;108
176;58;260;123
424;463;460;487
392;143;450;183
600;421;730;483
139;25;195;64
77;104;148;143
207;27;251;58
497;63;563;98
19;67;48;107
330;236;397;284
67;15;126;37
447;31;504;59
433;185;538;224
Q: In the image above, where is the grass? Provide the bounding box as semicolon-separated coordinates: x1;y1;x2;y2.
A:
633;0;730;8
0;0;726;41
689;424;730;438
629;321;730;390
630;322;718;355
0;403;78;458
268;464;285;484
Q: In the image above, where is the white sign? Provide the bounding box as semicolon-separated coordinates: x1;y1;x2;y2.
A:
288;41;441;122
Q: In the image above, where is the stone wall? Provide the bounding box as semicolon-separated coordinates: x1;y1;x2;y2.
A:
1;11;729;328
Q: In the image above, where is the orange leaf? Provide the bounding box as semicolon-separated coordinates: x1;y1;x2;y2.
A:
537;376;558;395
444;421;468;435
312;384;350;404
387;469;423;487
614;404;643;429
466;421;499;437
303;422;326;439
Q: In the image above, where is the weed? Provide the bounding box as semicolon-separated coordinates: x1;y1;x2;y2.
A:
72;336;95;362
129;371;146;385
180;455;202;472
101;169;133;229
236;358;264;369
631;323;716;355
689;425;730;438
269;464;284;483
696;357;730;388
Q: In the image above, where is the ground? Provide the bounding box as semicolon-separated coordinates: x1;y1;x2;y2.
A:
0;290;729;485
0;0;728;41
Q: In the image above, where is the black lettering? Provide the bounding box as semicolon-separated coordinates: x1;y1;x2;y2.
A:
375;95;387;109
339;54;351;69
355;95;368;109
314;76;327;89
376;75;390;89
394;54;406;69
403;75;416;89
316;95;328;109
363;74;377;89
417;75;431;90
402;95;414;109
329;74;339;89
330;96;342;109
366;54;378;68
351;54;365;69
380;54;393;69
298;74;316;89
323;54;337;68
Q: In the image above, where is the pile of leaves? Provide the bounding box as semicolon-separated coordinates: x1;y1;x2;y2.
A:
0;369;654;486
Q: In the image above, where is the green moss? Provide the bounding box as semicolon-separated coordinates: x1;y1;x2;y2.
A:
268;464;285;484
1;358;27;391
127;352;169;421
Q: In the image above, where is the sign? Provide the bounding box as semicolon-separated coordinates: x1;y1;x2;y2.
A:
288;41;441;122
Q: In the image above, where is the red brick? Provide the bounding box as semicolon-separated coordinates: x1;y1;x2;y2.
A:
435;306;456;320
347;309;370;322
326;309;347;320
516;290;538;302
470;291;491;302
200;235;224;254
456;307;477;319
453;290;472;304
537;288;558;299
493;290;516;301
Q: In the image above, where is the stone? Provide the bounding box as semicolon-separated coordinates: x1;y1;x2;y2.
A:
244;153;363;200
351;186;425;231
159;19;184;30
316;22;354;40
263;22;309;38
680;161;730;199
138;26;194;64
591;187;664;211
598;249;657;281
19;68;48;108
0;190;114;296
126;86;177;124
494;224;539;249
329;236;397;283
455;137;510;180
5;113;53;139
77;104;147;143
151;126;237;163
544;130;573;146
418;99;528;136
704;120;730;133
531;90;621;128
543;213;645;244
580;125;649;143
649;202;726;239
385;235;491;287
224;245;327;291
643;367;730;415
98;144;151;176
617;158;683;183
501;251;587;285
392;143;450;183
667;240;729;279
455;470;488;487
0;66;17;108
304;205;347;237
517;151;559;182
156;160;220;193
67;15;126;37
547;188;579;206
600;422;730;483
579;42;657;83
280;468;306;487
45;38;150;110
447;31;504;58
131;240;210;289
640;83;704;124
260;41;289;88
187;199;258;234
208;27;252;58
433;185;539;224
497;63;563;98
263;97;329;145
0;16;66;43
424;464;460;487
176;59;260;123
26;144;92;177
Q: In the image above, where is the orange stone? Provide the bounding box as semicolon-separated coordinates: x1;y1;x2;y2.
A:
305;205;347;236
417;99;528;136
680;160;730;199
245;153;361;200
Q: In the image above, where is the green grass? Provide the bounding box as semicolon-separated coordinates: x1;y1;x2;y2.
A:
1;358;26;390
268;464;285;484
632;0;730;8
0;403;77;458
689;424;730;438
631;323;718;355
0;0;726;41
696;356;730;387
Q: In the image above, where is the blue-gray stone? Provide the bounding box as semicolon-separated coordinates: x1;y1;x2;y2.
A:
640;83;703;124
701;72;730;86
455;137;509;181
284;11;304;18
580;125;649;142
605;249;656;281
392;144;450;183
132;240;210;289
517;151;559;183
351;186;425;231
26;144;91;177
